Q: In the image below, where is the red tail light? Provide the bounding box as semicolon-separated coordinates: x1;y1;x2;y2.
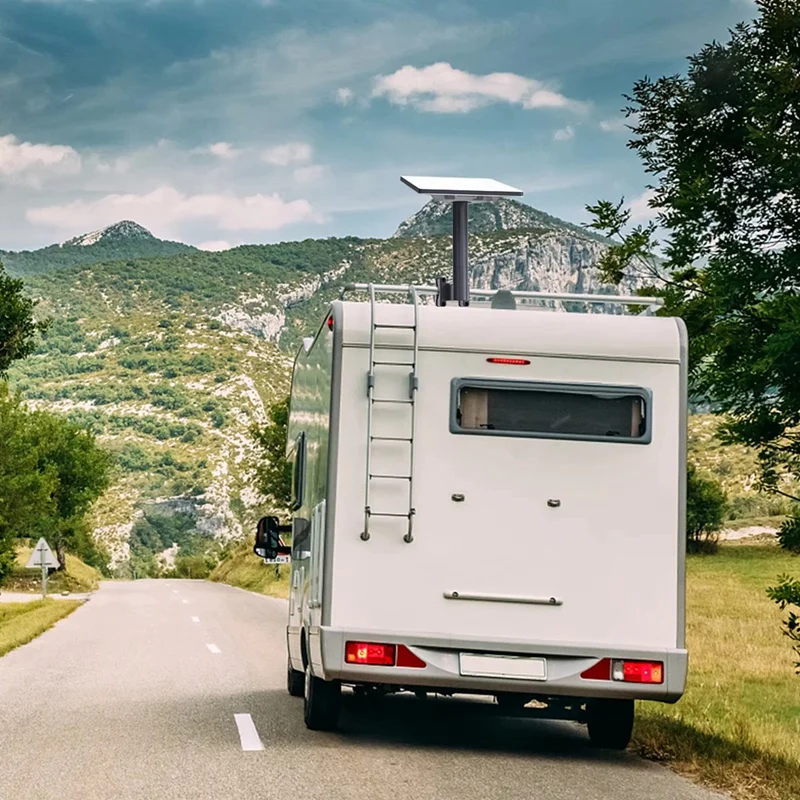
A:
327;314;334;331
487;357;530;365
396;645;426;668
345;642;395;666
613;660;663;684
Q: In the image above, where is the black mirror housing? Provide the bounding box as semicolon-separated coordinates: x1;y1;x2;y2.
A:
254;516;292;560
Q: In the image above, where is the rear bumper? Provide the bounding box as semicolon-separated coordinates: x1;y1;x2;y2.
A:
311;626;687;703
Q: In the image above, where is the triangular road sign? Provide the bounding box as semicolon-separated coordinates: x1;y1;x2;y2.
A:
25;538;59;569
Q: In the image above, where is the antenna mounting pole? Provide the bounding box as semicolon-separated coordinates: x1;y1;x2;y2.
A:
452;200;469;306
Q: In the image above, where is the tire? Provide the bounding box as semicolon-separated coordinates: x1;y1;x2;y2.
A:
303;663;342;731
586;699;634;750
287;658;304;698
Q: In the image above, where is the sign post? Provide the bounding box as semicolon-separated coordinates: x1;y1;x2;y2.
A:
25;538;59;599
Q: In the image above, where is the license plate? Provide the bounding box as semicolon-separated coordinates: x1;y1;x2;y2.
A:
459;653;547;681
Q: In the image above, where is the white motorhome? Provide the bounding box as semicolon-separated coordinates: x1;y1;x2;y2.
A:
255;177;687;749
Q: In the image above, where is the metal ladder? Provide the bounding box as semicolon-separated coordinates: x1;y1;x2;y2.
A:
361;284;420;544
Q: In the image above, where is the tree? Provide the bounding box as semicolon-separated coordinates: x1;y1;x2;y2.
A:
0;386;57;583
686;463;728;553
0;261;48;373
250;396;292;512
586;1;800;497
27;410;111;570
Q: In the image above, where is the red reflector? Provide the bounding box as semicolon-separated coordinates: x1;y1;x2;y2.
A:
345;641;396;666
396;645;426;668
487;357;531;365
613;660;664;684
580;658;612;681
327;314;334;331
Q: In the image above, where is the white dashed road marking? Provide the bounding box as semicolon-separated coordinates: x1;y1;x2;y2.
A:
207;644;221;654
191;616;200;623
234;714;264;751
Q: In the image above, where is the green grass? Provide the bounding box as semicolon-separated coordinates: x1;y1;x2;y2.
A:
0;599;82;657
2;548;101;594
209;538;290;598
634;544;800;800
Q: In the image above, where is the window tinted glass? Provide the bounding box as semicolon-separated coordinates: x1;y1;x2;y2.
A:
456;385;647;440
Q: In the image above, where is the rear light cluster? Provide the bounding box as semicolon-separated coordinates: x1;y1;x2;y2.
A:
345;641;426;668
486;357;531;365
580;658;664;684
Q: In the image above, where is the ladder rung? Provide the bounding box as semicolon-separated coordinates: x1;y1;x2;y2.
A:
373;398;414;404
371;436;412;442
373;360;415;366
370;474;411;480
368;512;411;518
374;323;416;330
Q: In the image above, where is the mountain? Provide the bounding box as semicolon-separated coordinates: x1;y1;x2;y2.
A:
0;221;196;276
4;200;640;575
394;198;607;241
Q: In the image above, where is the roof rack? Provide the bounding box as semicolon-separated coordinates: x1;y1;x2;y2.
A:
340;283;664;315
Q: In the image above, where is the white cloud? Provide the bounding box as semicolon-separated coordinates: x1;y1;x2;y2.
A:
554;125;575;142
198;240;234;252
26;186;321;236
371;63;587;114
599;112;639;133
293;164;327;184
628;189;660;223
0;133;81;178
336;87;354;106
95;157;131;175
262;142;313;166
208;142;239;159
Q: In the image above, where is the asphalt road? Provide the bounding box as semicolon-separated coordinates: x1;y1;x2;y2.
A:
0;580;726;800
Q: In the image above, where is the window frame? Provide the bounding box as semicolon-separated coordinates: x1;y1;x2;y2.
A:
449;378;653;445
291;431;307;511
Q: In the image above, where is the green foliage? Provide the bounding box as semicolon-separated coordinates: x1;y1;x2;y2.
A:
173;554;212;579
586;1;800;498
129;510;216;577
250;396;292;511
687;462;728;553
0;261;48;373
777;511;800;553
766;575;800;673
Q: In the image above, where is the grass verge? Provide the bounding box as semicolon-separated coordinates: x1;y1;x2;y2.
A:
209;538;290;598
634;544;800;800
0;599;82;658
2;548;101;594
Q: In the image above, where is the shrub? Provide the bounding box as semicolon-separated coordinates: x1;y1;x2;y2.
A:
766;575;800;674
687;462;728;553
777;510;800;553
174;555;211;579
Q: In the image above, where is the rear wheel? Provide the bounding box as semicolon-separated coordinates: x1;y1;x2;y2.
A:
303;664;342;731
287;658;304;697
586;699;634;750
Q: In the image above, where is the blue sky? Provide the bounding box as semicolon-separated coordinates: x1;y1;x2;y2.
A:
0;0;756;251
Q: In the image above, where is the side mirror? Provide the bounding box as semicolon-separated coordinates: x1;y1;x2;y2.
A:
254;516;292;561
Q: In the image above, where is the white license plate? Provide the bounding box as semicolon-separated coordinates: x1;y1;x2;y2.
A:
459;653;547;681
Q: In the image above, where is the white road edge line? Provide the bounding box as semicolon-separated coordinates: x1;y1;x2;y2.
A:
234;714;264;751
191;616;200;623
207;643;221;654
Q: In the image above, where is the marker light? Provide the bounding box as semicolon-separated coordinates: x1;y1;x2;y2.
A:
486;357;531;365
345;642;396;666
580;658;612;681
327;314;334;331
612;660;664;684
396;645;426;668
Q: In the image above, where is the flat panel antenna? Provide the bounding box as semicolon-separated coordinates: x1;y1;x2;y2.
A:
400;176;523;306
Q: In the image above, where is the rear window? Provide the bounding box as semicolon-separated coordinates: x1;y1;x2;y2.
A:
451;380;650;443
